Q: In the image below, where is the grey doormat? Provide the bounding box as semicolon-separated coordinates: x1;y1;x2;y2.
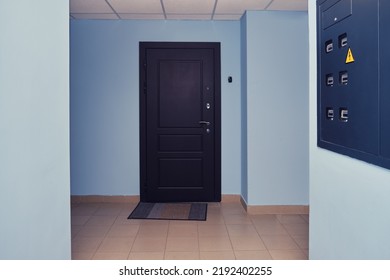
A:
128;202;207;221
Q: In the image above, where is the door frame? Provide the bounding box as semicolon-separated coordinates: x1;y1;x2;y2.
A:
139;42;221;202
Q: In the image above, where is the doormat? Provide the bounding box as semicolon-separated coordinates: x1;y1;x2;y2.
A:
128;202;207;221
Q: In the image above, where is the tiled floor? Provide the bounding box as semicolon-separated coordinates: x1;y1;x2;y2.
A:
71;201;309;260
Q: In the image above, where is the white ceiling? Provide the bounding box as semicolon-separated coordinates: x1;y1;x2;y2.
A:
70;0;308;20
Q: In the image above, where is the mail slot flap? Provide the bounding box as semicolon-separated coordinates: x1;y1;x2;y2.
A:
322;0;352;29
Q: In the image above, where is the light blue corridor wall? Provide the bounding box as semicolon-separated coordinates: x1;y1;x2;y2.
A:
0;0;70;259
308;0;390;259
242;11;309;206
70;20;241;195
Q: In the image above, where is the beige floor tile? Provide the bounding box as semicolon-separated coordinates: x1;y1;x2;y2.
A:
140;220;170;226
168;224;198;238
198;224;228;237
224;214;253;225
96;237;135;253
261;235;300;250
137;224;169;238
131;237;167;252
207;202;222;208
291;235;309;250
276;214;307;224
71;201;310;260
202;214;225;224
199;237;232;251
221;201;245;207
221;205;247;216
128;252;165;260
72;236;103;253
115;215;143;225
119;204;138;216
164;251;200;260
254;222;289;236
75;225;111;238
207;206;223;214
234;250;272;260
71;205;99;216
93;205;123;216
166;237;199;252
206;210;223;219
226;224;259;237
106;224;140;238
230;236;266;251
93;252;129;260
72;252;95;260
85;216;117;226
268;250;308;260
252;219;284;230
300;214;309;223
283;223;309;236
200;251;235;260
71;216;91;226
71;226;83;239
169;220;200;226
250;214;279;224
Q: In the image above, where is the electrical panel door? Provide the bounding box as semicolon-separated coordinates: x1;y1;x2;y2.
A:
317;0;390;169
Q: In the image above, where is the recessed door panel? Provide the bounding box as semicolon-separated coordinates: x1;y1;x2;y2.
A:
159;159;203;188
159;135;203;152
159;61;202;128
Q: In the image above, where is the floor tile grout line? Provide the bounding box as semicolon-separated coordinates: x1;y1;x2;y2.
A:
250;214;276;254
279;219;309;259
250;215;304;259
87;204;136;259
253;224;271;258
223;218;237;260
126;215;141;259
91;212;126;259
231;227;242;260
71;213;102;259
196;220;201;259
161;221;172;259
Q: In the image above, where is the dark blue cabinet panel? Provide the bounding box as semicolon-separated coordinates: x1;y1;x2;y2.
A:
317;0;390;169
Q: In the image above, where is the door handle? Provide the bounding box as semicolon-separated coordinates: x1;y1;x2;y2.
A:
199;121;211;126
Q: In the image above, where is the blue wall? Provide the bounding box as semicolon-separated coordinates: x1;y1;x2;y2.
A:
242;11;309;205
71;14;309;207
308;0;390;259
70;20;242;195
0;0;70;259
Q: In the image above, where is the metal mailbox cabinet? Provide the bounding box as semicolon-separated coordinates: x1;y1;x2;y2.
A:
317;0;390;169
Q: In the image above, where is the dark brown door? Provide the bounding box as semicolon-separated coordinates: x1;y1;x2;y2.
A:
140;42;221;202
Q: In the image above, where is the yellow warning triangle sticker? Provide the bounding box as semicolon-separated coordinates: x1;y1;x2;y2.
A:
346;48;355;64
